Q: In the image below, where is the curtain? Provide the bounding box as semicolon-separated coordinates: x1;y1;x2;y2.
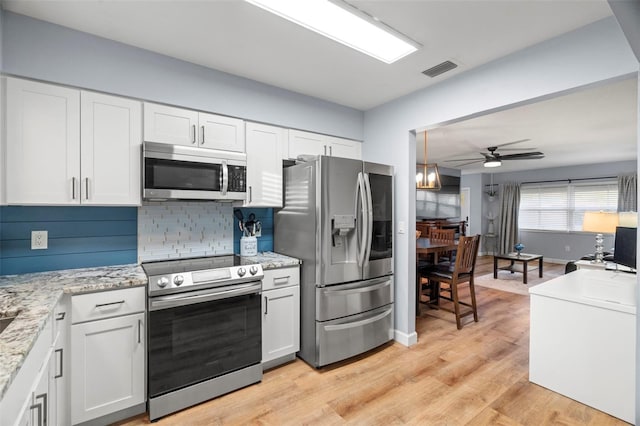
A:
617;174;637;211
498;183;521;254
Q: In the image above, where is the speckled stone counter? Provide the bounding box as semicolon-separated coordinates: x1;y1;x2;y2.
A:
0;264;146;400
240;251;301;270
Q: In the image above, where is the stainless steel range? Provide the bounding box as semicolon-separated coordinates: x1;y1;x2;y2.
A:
142;255;264;421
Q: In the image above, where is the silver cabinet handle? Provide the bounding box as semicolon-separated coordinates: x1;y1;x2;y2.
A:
85;178;90;200
71;177;76;200
138;319;142;344
329;145;333;156
55;348;63;379
35;393;47;426
248;186;252;203
56;312;66;321
323;145;327;155
201;125;205;145
273;275;290;285
191;124;196;144
95;300;125;308
264;296;268;315
30;401;43;426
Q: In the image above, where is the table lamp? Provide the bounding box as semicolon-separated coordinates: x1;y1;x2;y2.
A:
582;211;619;263
618;211;638;228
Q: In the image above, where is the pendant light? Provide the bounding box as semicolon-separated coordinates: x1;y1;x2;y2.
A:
416;130;442;190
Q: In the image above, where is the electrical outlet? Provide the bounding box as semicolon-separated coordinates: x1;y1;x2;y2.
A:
31;230;48;250
565;245;571;252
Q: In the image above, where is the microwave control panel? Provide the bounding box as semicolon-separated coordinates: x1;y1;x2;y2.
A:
228;165;246;192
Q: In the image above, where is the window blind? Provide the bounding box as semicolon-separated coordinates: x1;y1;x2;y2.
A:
519;180;618;231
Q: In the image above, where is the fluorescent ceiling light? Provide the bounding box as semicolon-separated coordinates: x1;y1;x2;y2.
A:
246;0;420;64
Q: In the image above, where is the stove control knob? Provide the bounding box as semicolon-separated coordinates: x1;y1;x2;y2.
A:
174;275;184;286
157;277;169;288
237;267;246;277
249;266;259;275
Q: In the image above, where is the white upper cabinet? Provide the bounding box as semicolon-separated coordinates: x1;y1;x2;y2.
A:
325;135;362;160
245;122;285;207
200;111;245;152
287;129;361;160
144;102;244;152
6;77;81;205
81;91;141;205
143;102;198;146
5;78;142;206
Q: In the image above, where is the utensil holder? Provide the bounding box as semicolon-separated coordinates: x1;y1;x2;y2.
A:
240;236;257;256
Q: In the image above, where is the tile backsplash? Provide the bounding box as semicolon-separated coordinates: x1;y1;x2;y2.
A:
138;202;233;262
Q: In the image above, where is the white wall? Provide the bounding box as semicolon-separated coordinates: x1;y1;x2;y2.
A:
363;16;639;343
1;12;364;141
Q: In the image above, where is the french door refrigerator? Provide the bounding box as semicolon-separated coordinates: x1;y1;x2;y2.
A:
275;156;394;367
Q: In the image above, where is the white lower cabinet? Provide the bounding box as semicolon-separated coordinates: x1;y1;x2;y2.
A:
70;287;146;425
261;267;300;369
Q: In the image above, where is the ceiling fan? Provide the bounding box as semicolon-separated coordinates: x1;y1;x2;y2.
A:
443;139;544;168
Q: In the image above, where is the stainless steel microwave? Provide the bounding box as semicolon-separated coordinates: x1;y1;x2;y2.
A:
143;142;247;201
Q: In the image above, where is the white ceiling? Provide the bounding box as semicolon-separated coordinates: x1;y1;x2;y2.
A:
2;0;613;111
420;77;638;175
2;0;635;175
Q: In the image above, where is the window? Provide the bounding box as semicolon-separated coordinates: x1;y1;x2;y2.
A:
519;180;618;231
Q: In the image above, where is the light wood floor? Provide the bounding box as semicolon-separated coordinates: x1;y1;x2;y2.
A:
119;257;628;425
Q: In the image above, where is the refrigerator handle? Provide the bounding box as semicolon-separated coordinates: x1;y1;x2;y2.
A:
363;172;374;263
356;172;367;266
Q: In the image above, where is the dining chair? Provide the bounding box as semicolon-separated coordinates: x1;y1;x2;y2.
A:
429;228;456;263
422;234;480;329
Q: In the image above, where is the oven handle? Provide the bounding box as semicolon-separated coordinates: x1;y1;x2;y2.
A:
149;282;261;311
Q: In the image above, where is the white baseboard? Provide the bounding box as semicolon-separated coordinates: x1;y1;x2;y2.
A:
394;329;417;347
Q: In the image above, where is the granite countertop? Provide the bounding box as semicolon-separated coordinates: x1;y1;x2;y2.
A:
0;253;300;401
0;264;146;400
241;251;302;269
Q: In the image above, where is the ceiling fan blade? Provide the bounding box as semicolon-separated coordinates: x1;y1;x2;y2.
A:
442;157;483;162
495;147;537;151
494;138;531;148
499;152;545;160
455;159;484;167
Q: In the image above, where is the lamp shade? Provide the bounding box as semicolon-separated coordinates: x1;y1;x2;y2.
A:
618;211;638;228
582;211;619;234
416;163;442;190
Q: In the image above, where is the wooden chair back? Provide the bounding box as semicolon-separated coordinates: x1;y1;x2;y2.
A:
430;228;455;244
452;234;480;277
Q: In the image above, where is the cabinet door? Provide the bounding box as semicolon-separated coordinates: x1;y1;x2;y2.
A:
143;102;198;146
199;112;245;152
53;297;69;426
6;78;81;204
245;122;284;207
327;136;362;160
81;92;142;205
31;350;53;426
71;313;145;425
288;129;326;159
262;286;300;363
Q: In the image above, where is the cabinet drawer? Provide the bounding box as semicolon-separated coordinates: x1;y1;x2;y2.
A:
72;287;145;324
262;267;300;291
316;276;393;322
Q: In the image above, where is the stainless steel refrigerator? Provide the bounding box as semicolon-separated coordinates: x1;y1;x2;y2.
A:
274;156;394;367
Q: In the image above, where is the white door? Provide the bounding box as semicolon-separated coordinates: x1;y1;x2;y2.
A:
288;129;326;159
461;187;470;234
199;112;245;152
327;136;362;160
81;92;142;205
245;122;284;207
6;78;80;204
143;102;198;146
71;313;145;425
262;286;300;363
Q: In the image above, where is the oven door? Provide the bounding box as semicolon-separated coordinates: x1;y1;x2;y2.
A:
148;282;262;398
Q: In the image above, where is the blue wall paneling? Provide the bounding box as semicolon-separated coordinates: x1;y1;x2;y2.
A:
233;207;274;254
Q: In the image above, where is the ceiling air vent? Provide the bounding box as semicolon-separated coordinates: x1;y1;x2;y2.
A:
422;60;458;78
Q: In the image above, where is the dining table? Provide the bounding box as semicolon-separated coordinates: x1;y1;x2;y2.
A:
415;237;459;315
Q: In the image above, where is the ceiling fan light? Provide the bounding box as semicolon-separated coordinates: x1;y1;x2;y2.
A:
484;158;502;168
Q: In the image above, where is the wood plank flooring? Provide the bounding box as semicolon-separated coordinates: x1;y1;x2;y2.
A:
119;257;629;425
